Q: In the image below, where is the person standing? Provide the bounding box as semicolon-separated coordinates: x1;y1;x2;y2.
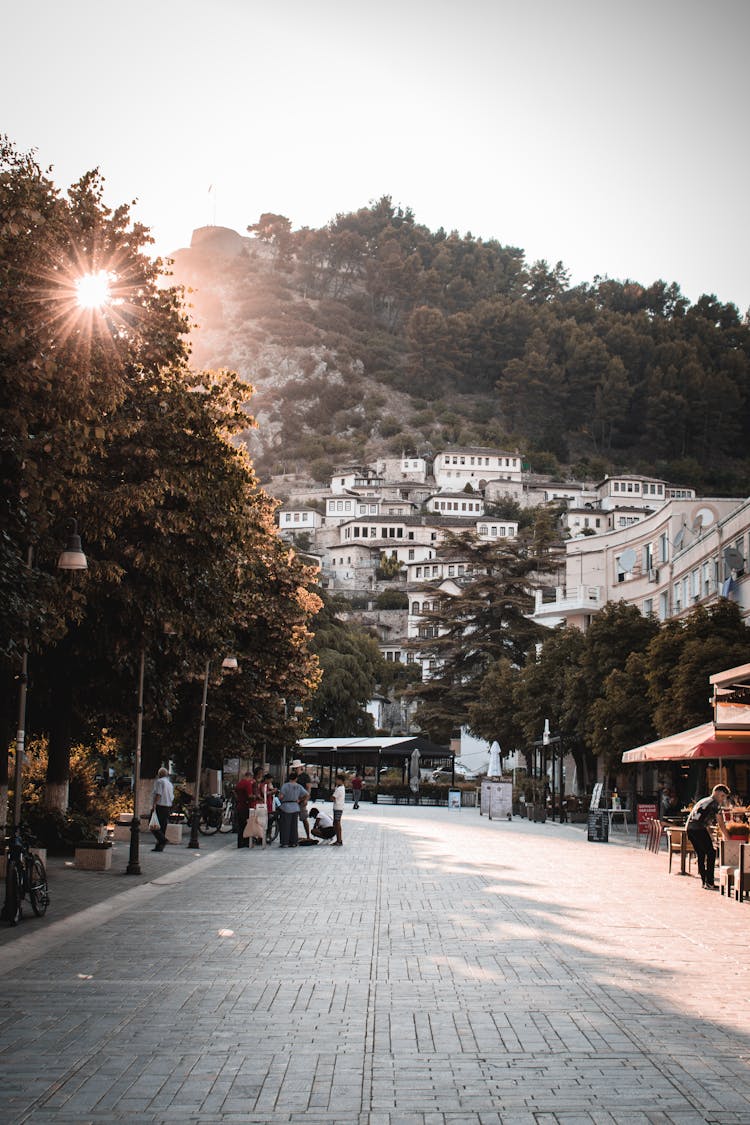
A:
278;774;309;848
235;769;255;849
351;772;363;809
295;764;313;841
150;767;174;852
332;772;346;846
685;783;730;889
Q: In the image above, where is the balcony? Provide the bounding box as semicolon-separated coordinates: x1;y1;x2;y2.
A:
530;585;604;624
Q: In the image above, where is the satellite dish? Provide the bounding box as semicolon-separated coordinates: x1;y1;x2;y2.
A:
674;529;685;551
694;506;715;529
619;547;637;572
723;546;745;572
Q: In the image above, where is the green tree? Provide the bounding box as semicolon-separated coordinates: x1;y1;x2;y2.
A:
408;533;543;743
307;596;385;736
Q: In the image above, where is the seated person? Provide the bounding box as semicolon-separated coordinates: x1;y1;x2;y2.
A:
310;807;335;841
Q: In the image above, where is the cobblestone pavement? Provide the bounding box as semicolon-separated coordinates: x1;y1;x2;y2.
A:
1;806;749;1125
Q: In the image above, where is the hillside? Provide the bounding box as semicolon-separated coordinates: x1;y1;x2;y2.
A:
169;199;750;494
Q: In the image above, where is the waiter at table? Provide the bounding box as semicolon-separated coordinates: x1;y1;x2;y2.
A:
685;783;730;890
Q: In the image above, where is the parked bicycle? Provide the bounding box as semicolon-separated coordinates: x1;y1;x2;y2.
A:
1;825;49;925
266;808;280;844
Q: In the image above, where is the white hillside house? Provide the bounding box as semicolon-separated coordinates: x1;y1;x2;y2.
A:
434;447;522;491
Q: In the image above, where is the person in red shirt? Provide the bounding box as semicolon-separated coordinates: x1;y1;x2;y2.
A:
235;770;255;849
352;772;363;809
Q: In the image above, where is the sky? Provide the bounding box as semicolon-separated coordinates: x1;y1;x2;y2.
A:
4;0;749;310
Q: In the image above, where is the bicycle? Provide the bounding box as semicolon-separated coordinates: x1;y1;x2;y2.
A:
2;825;49;926
266;808;280;844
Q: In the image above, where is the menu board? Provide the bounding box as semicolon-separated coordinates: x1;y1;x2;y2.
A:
587;809;609;843
637;803;658;835
489;780;513;820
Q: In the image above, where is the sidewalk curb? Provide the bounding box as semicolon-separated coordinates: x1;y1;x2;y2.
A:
0;840;235;974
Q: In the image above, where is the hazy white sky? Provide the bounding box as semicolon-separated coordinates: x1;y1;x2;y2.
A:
4;0;749;309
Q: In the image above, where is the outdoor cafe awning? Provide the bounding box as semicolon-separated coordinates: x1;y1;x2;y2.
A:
622;722;750;764
297;736;452;768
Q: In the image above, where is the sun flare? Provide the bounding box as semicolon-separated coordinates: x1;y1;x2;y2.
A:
75;270;112;309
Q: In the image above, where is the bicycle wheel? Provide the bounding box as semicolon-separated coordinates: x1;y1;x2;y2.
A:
198;814;218;836
219;799;234;833
28;857;49;917
2;860;23;925
267;815;279;844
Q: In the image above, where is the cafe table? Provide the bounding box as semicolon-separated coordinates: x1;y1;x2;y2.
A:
606;806;630;834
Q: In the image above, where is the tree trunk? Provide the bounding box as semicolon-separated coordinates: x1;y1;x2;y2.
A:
44;638;73;813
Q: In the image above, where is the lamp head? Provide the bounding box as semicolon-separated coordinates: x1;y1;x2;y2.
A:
57;519;88;571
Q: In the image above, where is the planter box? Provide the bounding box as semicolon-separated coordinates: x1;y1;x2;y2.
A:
75;843;113;870
112;824;134;842
165;822;183;844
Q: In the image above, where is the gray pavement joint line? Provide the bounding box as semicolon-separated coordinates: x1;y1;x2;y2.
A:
362;822;386;1114
0;840;235;976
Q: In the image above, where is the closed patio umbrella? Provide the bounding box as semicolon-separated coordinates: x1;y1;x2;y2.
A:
409;748;421;797
488;741;502;778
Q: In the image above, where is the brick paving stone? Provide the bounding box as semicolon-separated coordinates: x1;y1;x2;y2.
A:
1;808;750;1123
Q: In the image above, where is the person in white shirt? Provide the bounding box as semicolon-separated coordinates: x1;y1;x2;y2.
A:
332;773;346;846
310;807;335;841
150;767;174;852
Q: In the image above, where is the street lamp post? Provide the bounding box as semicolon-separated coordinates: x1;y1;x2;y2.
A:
187;659;211;850
126;647;146;875
187;656;237;849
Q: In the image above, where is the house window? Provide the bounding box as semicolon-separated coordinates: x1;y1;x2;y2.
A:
659;533;669;563
336;501;343;511
415;567;422;577
643;598;653;616
411;602;420;614
448;565;455;576
659;591;668;621
613;482;620;492
408;549;415;560
490;526;497;536
479;525;488;535
691;569;700;598
397;528;403;538
370;528;376;537
499;526;507;536
458;565;465;575
673;582;681;612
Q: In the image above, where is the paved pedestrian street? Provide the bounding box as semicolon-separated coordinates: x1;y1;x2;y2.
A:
1;807;750;1125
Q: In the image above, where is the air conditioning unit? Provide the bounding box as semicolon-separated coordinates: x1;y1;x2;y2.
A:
648;568;660;582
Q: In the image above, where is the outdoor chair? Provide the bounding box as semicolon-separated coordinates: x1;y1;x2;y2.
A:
665;827;694;874
719;838;741;897
734;842;750;903
644;818;663;854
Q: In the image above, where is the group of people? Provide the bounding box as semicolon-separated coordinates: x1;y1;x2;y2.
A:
145;760;356;854
235;760;347;849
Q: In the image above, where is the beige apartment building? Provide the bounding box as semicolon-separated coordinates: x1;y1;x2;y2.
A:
531;495;748;631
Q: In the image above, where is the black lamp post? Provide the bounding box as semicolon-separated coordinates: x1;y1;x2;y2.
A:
126;647;146;875
187;655;237;849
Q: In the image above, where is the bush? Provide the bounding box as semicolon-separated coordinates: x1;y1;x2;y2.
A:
19;739;133;851
374;590;408;609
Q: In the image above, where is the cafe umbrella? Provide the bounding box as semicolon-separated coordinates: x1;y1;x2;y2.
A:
488;740;502;778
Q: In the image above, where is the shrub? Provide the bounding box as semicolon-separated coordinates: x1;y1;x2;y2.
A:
374;590;408;609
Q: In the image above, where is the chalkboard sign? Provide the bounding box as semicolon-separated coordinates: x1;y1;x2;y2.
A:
587;809;609;843
589;782;604;810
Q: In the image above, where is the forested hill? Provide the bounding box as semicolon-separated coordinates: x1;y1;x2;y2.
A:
169;198;750;492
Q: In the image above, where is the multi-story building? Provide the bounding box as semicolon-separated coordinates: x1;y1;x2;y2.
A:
433;446;522;491
277;504;323;539
530;495;745;631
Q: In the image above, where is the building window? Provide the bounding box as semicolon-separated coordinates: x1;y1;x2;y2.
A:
659;591;668;621
408;549;415;560
659;533;669;563
479;525;488;535
643;598;653;616
448;565;455;576
415;567;422;577
336;501;343;511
